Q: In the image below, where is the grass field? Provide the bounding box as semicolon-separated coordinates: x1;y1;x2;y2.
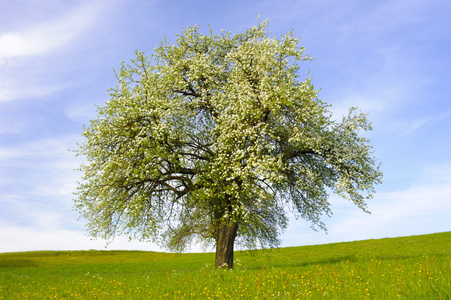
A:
1;232;449;299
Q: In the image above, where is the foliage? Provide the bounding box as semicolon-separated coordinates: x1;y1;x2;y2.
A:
0;232;449;299
74;19;382;254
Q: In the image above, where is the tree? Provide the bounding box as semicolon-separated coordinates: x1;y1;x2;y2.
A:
74;20;383;269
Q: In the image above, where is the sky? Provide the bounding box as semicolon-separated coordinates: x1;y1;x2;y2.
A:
1;0;450;253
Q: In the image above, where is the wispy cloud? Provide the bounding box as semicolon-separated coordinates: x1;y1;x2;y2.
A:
0;135;82;218
0;3;99;59
0;224;164;253
283;161;451;247
65;100;99;124
0;135;84;247
327;182;451;241
0;78;66;103
0;2;104;103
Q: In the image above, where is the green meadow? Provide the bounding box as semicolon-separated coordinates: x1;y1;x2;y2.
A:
1;232;449;299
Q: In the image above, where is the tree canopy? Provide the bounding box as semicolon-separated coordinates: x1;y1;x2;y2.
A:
74;20;383;268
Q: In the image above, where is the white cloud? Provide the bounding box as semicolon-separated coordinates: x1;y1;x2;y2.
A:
65;101;99;124
0;225;164;253
0;3;99;59
282;162;451;247
0;135;78;162
0;2;105;103
0;77;67;103
329;183;451;240
0;136;83;202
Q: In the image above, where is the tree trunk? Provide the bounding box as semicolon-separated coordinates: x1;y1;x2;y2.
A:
215;222;238;269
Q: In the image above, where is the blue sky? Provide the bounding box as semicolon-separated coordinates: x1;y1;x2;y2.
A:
1;0;450;253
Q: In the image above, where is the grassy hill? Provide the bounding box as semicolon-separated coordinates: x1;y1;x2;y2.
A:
1;232;450;299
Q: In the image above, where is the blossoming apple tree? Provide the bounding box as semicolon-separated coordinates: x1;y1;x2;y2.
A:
74;20;383;269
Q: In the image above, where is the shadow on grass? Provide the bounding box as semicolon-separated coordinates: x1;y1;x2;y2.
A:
0;258;39;268
237;252;445;271
238;254;357;270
